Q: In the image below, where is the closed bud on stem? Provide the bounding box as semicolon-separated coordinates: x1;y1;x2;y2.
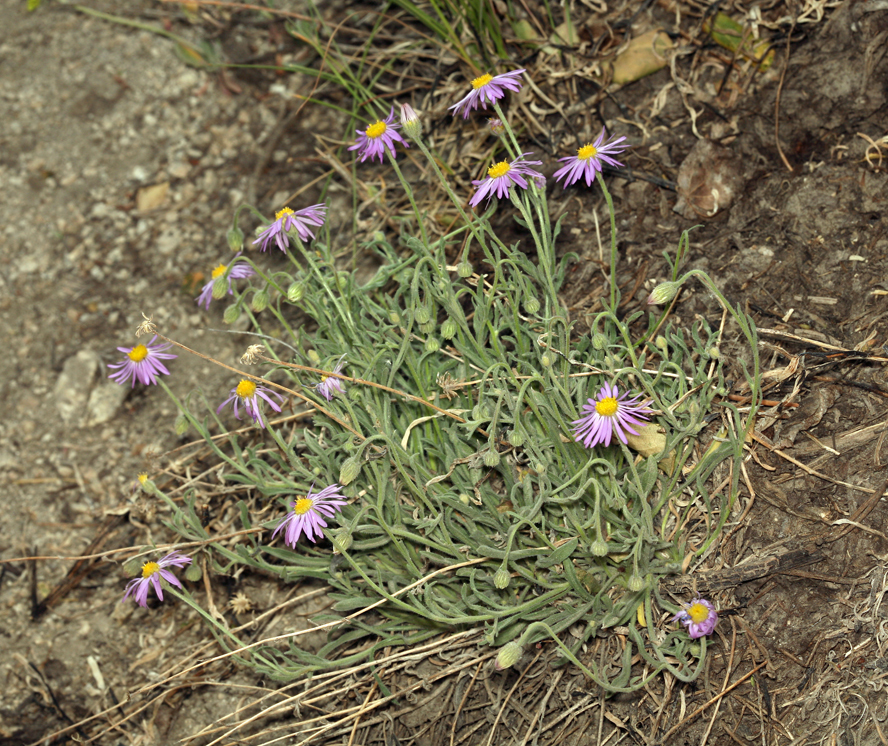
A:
419;320;436;335
251;289;269;312
332;528;353;553
592;333;608;350
424;337;440;353
628;574;646;592
339;457;362;486
441;318;457;340
212;275;228;300
389;311;401;325
523;297;541;314
495;641;523;670
184;563;203;582
287;281;304;303
507;429;525;447
399;103;422;139
483;450;501;467
227;226;244;252
174;415;190;436
457;261;473;278
591;539;609;557
647;280;681;305
223;304;241;324
307;349;321;364
540;353;553;368
415;306;431;325
494;567;510;589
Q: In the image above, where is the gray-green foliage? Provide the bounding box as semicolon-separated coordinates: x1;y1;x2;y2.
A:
160;206;758;688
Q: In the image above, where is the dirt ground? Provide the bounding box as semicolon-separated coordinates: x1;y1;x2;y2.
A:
2;0;888;744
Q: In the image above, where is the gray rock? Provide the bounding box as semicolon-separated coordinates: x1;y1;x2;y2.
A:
53;350;102;425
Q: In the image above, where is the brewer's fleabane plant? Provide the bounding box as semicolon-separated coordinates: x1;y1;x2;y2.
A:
108;335;177;387
132;67;759;693
122;551;191;607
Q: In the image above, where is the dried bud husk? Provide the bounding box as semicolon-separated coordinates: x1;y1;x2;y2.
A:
441;318;457;340
227;226;245;252
287;281;304;303
184;563;203;583
457;261;473;278
339;457;362;486
495;641;524;670
251;289;269;312
400;103;422;139
223;304;241;324
494;567;510;589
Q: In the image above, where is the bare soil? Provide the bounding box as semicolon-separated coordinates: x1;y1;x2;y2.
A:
2;0;888;744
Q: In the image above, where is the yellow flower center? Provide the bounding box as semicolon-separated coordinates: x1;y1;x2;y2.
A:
275;207;294;220
687;602;710;624
366;120;387;139
488;161;511;179
141;561;160;579
211;263;228;280
236;379;257;399
577;143;598;160
138;473;149;485
294;497;313;515
472;73;493;89
595;397;618;417
127;344;148;362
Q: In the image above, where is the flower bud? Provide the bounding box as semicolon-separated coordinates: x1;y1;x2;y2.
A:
523;297;541;314
184;563;203;582
494;567;510;589
332;528;353;553
628;574;646;592
226;226;245;252
339;457;362;486
251;289;269;312
307;349;321;364
287;281;304;303
495;641;523;670
487;118;505;136
420;320;435;335
400;103;422;139
647;280;681;305
708;346;720;359
457;261;473;278
591;539;609;557
540;353;553;368
174;415;190;436
655;335;668;351
472;403;491;421
389;311;401;325
424;337;440;353
459;493;470;505
483;450;500;468
415;306;431;325
441;318;457;340
223;304;241;324
507;429;525;447
212;275;228;300
591;333;608;350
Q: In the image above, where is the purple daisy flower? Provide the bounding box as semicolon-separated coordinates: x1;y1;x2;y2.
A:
314;357;346;401
449;69;525;119
196;253;256;310
271;483;348;546
108;335;177;387
253;204;327;253
554;128;628;188
122;551;191;607
469;153;545;207
217;379;285;429
571;382;651;448
348;107;408;163
672;597;718;639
